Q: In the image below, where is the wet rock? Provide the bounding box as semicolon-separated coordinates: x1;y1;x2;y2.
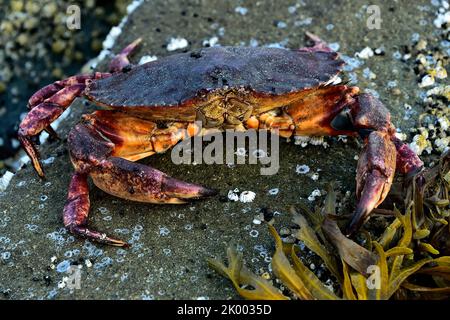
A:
0;0;442;300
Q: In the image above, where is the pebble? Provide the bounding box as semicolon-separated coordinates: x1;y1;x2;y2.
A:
363;68;376;80
235;6;248;15
308;189;322;202
310;172;320;181
355;47;374;59
0;171;14;192
391;88;402;96
167;37;189;51
416;39;428;51
252;218;262;225
374;47;385;55
419;75;435;88
139;55;157;65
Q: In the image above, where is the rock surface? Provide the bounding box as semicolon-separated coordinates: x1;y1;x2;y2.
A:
0;0;442;299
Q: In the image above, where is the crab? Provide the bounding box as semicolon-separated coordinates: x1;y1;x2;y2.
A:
18;34;423;247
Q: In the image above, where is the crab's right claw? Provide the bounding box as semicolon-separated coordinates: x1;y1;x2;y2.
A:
346;131;397;236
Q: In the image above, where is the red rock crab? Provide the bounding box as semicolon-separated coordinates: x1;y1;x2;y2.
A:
18;34;423;247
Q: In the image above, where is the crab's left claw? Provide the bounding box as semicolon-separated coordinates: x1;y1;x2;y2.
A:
346;131;397;236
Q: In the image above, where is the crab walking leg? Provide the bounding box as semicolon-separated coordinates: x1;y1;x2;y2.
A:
247;89;422;235
299;31;335;53
27;73;110;109
18;72;111;177
245;85;359;137
65;113;215;246
64;172;128;246
109;38;142;73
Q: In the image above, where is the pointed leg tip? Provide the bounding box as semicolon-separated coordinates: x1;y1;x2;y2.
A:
305;31;320;41
97;234;129;247
45;126;60;141
111;239;129;247
68;225;128;247
18;134;46;178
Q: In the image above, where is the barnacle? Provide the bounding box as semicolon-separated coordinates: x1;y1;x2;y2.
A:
209;153;450;299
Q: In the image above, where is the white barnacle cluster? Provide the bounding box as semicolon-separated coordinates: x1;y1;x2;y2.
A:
293;136;328;148
308;189;322;202
227;188;256;203
355;47;374;60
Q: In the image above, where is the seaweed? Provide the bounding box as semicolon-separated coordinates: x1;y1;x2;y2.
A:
208;152;450;300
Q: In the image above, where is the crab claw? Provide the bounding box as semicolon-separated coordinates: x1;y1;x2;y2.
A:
161;174;218;202
346;131;397;236
63;121;217;246
87;157;217;205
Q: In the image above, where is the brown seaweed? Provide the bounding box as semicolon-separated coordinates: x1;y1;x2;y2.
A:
208;154;450;299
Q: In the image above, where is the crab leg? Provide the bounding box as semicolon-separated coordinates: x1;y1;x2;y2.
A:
65;112;215;246
20;39;142;178
245;85;359;137
19;72;111;177
109;38;142;73
247;88;422;235
299;31;335;53
64;172;128;246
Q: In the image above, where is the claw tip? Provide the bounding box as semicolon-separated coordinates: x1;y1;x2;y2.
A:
199;187;219;198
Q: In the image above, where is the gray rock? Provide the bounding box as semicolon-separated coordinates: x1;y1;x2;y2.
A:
0;0;436;299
